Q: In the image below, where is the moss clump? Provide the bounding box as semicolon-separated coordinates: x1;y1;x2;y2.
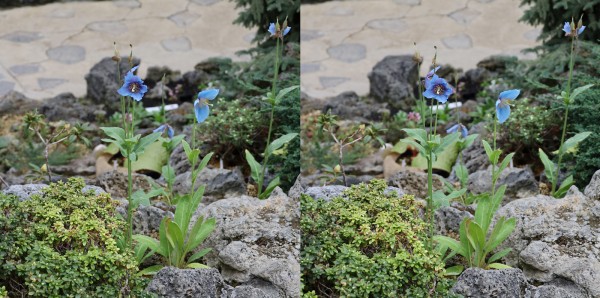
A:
0;178;150;297
301;179;452;297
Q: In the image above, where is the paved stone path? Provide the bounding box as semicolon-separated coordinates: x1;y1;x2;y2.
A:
301;0;542;99
0;0;255;100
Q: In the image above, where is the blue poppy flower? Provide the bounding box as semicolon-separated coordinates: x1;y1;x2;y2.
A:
563;21;585;37
423;74;453;103
447;123;468;138
268;22;291;39
425;66;441;83
154;123;174;139
117;65;148;101
194;89;219;123
495;89;520;124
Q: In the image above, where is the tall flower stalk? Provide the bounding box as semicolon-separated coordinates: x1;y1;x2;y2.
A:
245;18;298;200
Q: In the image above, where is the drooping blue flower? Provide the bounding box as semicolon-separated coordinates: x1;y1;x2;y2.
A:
268;21;291;39
154;123;174;139
194;88;219;123
423;74;453;103
117;65;148;101
447;123;468;138
563;21;585;37
495;89;520;124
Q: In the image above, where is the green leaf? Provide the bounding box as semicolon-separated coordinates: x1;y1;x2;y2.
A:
275;85;299;102
186;263;210;269
433;235;466;257
133;235;161;256
444;265;464;276
570;84;594;103
559;131;592;156
137;264;164;276
266;133;298;156
100;127;126;142
455;163;469;187
494;152;515;181
402;128;428;144
554;175;574;198
486;217;516;253
435;132;459;155
133;132;162;156
131;188;163;209
259;176;280;200
245;150;262;183
481;140;500;165
488;247;512;264
487;263;512;270
538;148;556;186
181;140;199;165
188;248;211;263
187;218;216;253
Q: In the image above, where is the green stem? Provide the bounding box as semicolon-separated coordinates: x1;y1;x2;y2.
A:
126;150;133;247
553;36;576;195
417;62;426;130
491;118;497;197
191;122;198;192
427;149;434;247
433;102;440;136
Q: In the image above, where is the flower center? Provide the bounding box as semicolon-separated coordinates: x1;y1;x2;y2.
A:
128;82;141;93
433;85;445;95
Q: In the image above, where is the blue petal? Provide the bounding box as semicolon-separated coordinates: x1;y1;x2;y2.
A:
198;89;219;100
434;94;448;104
446;124;459;134
578;26;586;35
194;100;210;123
423;89;435;99
117;85;131;97
496;100;511;123
425;74;439;89
130;91;144;102
563;22;571;34
498;89;520;100
283;26;291;36
167;126;174;139
153;124;166;134
461;125;468;138
268;23;276;36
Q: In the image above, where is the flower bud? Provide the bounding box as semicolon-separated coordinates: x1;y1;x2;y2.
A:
333;164;341;173
41;164;47;173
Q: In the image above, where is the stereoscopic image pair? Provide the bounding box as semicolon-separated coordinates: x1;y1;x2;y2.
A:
0;0;598;297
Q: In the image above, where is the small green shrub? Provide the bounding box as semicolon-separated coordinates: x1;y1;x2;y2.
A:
519;0;600;44
301;179;452;297
0;178;149;297
232;0;300;47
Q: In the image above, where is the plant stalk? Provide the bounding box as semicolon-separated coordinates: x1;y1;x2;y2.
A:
491;118;497;197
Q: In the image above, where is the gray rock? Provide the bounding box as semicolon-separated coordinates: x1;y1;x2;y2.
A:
0;81;15;97
527;284;584;298
190;0;220;5
221;279;285;298
367;18;408;32
132;205;173;236
584;169;600;200
0;91;39;117
3;183;105;201
1;31;42;43
300;30;323;42
196;188;300;298
87;21;127;33
327;43;366;63
304;185;348;202
468;166;538;203
47;45;86;64
301;63;320;74
173;168;246;204
168;11;199;27
39;92;104;123
319;76;350;88
85;56;141;112
368;55;418;112
93;170;152;200
442;33;473;49
435;203;473;235
287;175;306;199
112;0;141;8
459;68;490;100
147;267;223;298
451;268;529;298
387;169;444;199
37;78;67;90
9;63;41;76
322;91;390;122
495;192;600;296
449;8;481;25
161;37;192;52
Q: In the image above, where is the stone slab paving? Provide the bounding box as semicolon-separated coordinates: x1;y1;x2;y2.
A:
0;0;255;100
301;0;542;99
